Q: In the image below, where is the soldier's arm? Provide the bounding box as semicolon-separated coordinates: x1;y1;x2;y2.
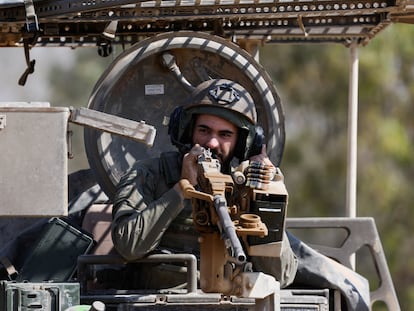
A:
111;164;185;260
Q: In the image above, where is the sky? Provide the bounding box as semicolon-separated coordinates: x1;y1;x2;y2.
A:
0;47;76;102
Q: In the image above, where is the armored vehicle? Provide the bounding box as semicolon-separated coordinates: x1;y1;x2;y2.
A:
0;0;410;310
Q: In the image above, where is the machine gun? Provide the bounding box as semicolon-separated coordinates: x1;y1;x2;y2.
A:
180;148;288;299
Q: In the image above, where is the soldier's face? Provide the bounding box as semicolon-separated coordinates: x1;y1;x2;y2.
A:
192;114;238;164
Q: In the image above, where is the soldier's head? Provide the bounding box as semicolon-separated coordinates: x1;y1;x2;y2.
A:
169;79;262;166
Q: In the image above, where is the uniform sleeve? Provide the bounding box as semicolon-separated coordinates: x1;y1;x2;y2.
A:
111;163;184;260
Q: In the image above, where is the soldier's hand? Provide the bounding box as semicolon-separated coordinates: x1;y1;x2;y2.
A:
181;144;204;186
249;145;275;169
247;145;276;189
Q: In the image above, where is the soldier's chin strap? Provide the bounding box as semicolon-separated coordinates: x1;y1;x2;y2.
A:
18;39;36;86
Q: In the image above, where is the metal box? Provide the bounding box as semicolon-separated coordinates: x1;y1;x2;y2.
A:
0;103;70;216
0;281;80;311
16;217;94;282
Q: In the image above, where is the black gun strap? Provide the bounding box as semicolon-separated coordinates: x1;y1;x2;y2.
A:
0;257;18;280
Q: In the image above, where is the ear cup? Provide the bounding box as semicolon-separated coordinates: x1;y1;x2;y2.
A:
245;125;265;159
234;125;265;161
168;106;183;148
168;106;193;154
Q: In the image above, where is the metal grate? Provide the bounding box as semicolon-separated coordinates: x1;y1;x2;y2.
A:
0;0;413;47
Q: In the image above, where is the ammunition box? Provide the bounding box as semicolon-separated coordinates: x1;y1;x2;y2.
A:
0;281;80;311
249;193;287;245
0;103;70;217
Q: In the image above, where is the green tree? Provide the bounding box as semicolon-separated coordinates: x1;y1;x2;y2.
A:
260;23;414;310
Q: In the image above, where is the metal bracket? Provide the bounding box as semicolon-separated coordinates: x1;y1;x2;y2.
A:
69;107;156;147
23;0;39;32
0;115;6;130
286;217;401;311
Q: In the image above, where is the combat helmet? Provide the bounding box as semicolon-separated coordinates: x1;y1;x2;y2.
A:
169;79;263;161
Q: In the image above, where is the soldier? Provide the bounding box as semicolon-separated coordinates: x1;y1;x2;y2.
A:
111;79;370;310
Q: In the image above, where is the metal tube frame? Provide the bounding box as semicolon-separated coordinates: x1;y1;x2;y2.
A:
77;253;198;295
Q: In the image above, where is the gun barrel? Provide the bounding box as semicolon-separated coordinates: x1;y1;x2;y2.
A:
214;195;247;265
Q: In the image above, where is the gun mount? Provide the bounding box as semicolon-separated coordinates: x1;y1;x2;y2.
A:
179;148;287;301
1;0;414;49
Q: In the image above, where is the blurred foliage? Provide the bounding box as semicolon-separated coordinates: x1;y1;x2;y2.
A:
49;25;414;309
260;23;414;310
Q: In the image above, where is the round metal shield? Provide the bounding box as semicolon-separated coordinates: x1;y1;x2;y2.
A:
84;31;285;198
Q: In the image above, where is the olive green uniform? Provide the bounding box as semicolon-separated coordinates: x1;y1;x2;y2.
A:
111;153;199;259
